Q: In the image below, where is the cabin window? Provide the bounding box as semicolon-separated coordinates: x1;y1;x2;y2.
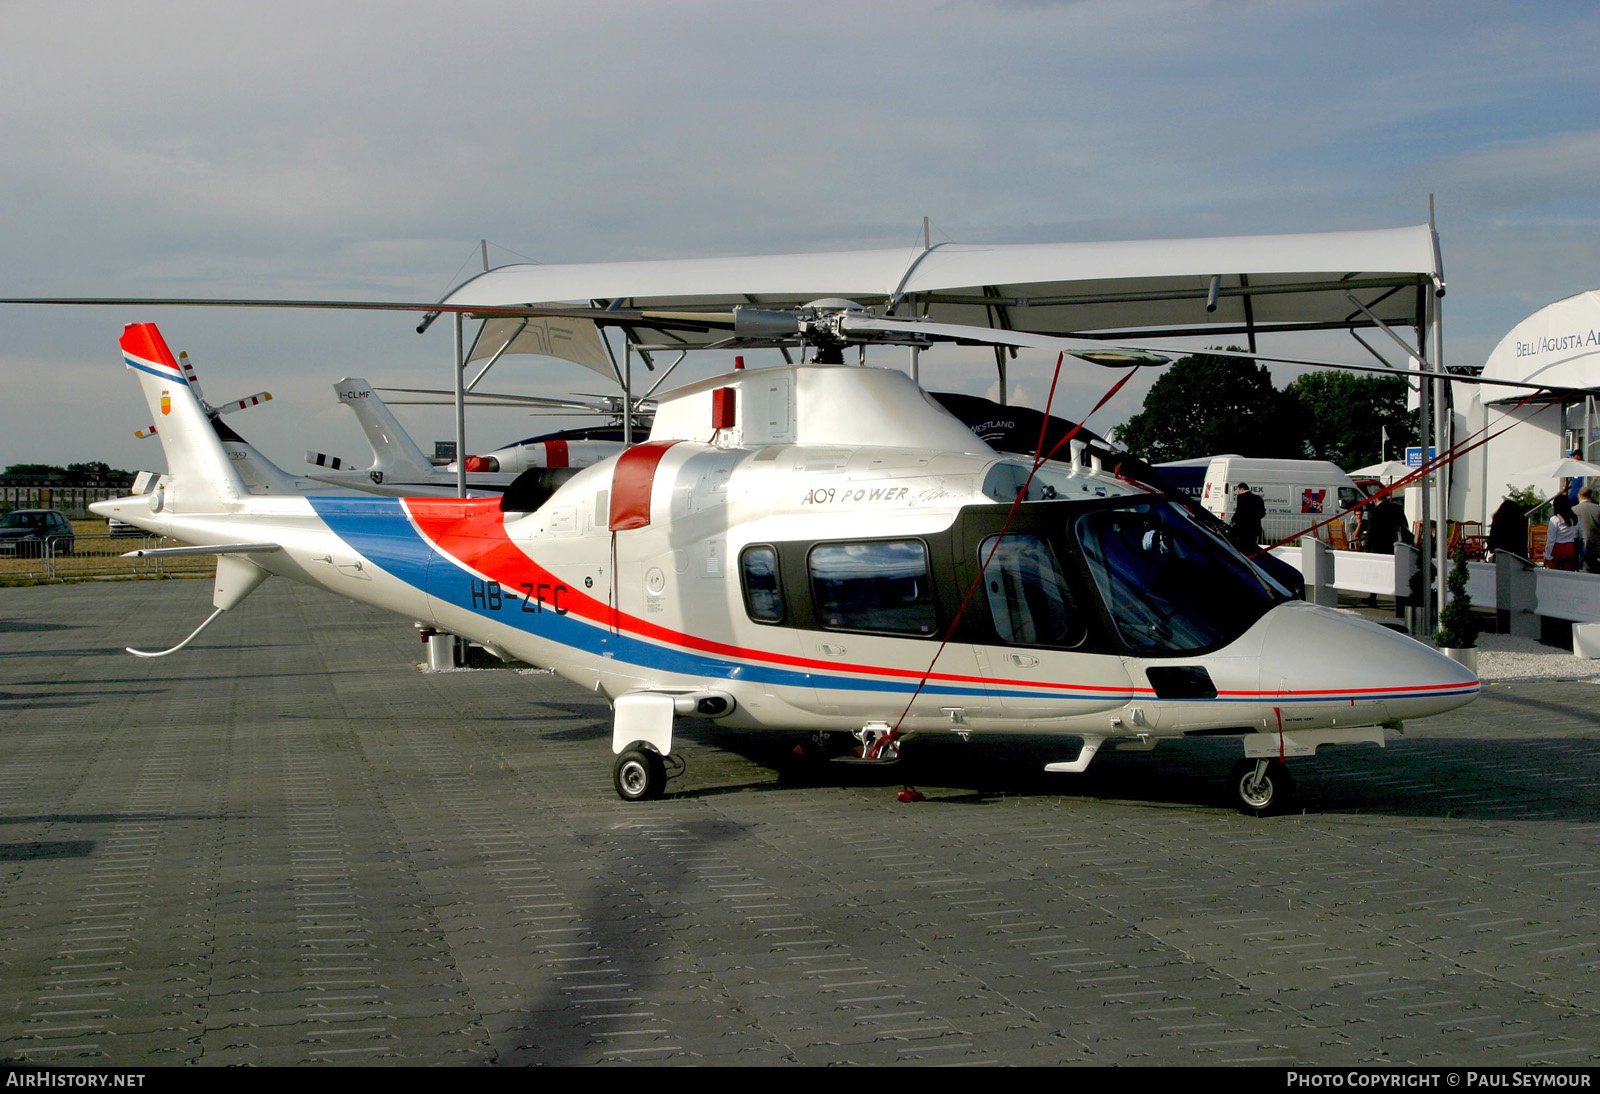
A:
740;545;784;623
980;534;1083;647
809;539;937;635
1076;501;1282;655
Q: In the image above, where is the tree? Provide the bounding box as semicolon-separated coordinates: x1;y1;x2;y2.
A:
1283;371;1415;469
3;464;55;479
1112;351;1303;463
1436;539;1478;650
2;463;133;485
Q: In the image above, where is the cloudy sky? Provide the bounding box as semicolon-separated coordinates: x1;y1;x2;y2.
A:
3;0;1597;473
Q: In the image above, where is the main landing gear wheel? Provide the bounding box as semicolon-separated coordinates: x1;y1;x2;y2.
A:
1229;759;1295;817
613;748;667;802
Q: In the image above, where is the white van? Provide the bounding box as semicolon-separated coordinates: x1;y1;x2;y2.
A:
1199;456;1369;546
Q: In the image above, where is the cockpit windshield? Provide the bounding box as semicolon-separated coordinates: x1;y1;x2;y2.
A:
1075;500;1288;655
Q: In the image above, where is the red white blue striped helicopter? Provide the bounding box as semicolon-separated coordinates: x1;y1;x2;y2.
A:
86;299;1479;815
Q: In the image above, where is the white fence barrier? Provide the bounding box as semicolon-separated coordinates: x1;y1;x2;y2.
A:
1269;541;1600;626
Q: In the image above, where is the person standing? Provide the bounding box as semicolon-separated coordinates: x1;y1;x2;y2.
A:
1231;482;1265;550
1361;492;1411;606
1365;493;1410;554
1545;494;1582;571
1488;494;1529;560
1575;486;1600;573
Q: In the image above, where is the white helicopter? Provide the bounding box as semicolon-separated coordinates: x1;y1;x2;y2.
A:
93;308;1479;815
304;378;628;497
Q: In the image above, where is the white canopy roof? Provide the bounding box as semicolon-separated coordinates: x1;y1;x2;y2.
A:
1480;289;1600;396
446;225;1441;362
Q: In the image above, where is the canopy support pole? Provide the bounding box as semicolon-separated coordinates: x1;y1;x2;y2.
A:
1432;285;1449;632
1430;197;1449;633
1344;292;1427;365
640;350;690;401
466;319;527;391
454;312;467;499
1239;274;1258;354
623;342;633;448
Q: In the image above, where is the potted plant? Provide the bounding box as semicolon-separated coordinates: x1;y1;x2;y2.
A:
1435;539;1479;673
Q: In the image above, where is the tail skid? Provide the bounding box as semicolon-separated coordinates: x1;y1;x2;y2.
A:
127;608;226;658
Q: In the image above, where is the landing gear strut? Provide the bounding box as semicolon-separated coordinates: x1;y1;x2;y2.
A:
1229;758;1294;817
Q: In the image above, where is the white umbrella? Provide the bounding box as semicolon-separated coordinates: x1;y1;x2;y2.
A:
1351;460;1413;483
1508;457;1600;482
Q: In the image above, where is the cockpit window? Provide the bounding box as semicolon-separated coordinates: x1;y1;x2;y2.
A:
1076;500;1285;655
980;533;1084;647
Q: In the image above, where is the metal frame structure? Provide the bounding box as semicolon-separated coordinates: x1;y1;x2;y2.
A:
436;221;1450;628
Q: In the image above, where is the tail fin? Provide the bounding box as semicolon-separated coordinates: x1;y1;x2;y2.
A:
120;323;246;509
208;416;308;495
330;378;438;483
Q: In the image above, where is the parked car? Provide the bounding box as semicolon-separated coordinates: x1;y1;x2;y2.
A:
0;509;75;558
107;517;144;537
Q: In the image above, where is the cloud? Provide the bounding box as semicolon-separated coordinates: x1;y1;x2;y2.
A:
4;1;1600;470
1423;130;1600;212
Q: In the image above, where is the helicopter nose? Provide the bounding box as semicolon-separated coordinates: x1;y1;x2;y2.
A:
1254;601;1478;722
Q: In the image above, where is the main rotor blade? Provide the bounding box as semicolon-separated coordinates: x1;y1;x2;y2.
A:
374;386;639;413
853;316;1573;396
837;314;1171;366
0;295;747;333
17;292;1555;394
1097;342;1584;397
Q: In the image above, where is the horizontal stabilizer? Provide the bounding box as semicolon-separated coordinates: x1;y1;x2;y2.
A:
121;542;282;559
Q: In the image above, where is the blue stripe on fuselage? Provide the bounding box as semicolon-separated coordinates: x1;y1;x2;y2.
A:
305;496;1466;706
306;496;1132;701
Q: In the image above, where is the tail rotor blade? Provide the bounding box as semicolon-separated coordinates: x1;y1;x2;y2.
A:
217;391;273;415
178;350;205;402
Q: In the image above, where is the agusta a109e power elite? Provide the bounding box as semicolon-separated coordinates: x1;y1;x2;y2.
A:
96;320;1478;813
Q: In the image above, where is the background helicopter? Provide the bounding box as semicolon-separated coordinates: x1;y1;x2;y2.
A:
303;379;634;497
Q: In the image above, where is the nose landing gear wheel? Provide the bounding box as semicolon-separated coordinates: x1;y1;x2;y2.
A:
614;748;667;802
1229;759;1294;816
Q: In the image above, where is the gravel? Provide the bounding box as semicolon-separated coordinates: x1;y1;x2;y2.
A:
1474;631;1600;682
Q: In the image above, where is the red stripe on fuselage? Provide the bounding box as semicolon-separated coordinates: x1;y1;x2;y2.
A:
398;499;1469;703
608;440;678;530
544;439;568;468
398;496;1135;696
